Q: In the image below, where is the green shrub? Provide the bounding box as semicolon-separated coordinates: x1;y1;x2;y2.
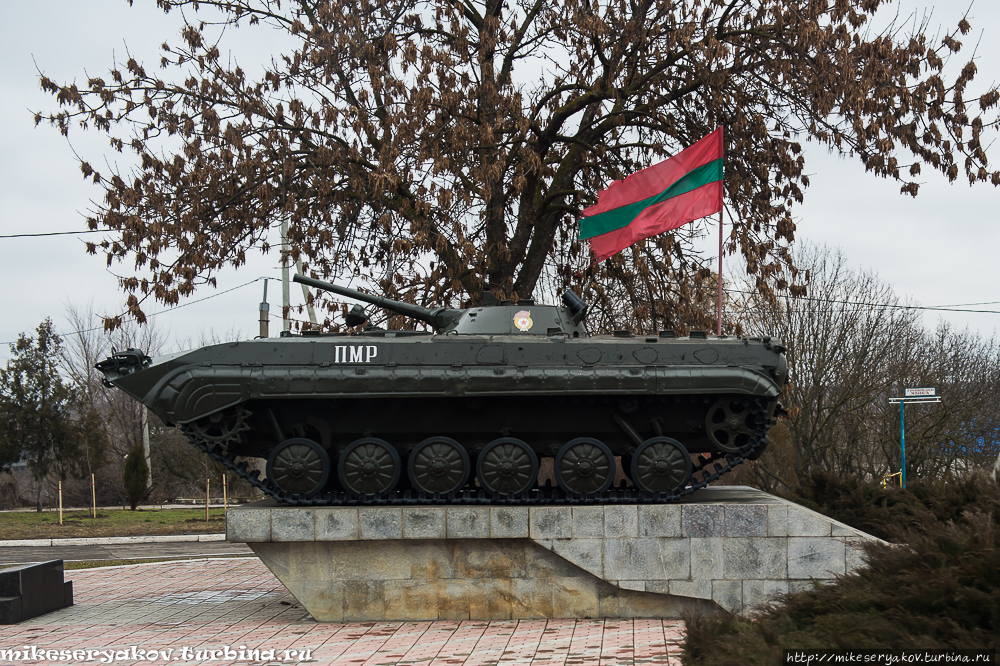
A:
779;470;1000;542
122;444;149;511
683;472;1000;664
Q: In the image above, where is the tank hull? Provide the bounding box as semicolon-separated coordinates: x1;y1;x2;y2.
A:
100;331;786;503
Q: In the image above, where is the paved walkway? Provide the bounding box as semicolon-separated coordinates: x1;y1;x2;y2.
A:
0;541;252;566
0;558;686;665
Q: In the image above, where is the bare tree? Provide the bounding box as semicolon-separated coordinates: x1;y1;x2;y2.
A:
35;0;999;334
876;323;1000;479
738;245;1000;488
61;303;171;503
62;302;168;460
740;245;919;483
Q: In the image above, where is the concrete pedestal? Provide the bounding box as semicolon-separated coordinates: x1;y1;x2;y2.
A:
227;486;881;620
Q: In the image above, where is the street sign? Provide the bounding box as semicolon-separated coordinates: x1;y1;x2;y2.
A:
890;387;942;489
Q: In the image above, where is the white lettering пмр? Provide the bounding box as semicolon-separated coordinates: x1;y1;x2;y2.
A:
333;345;377;363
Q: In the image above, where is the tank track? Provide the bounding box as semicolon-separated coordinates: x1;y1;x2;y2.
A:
184;397;769;506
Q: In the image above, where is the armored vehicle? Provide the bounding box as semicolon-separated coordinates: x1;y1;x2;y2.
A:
97;275;787;505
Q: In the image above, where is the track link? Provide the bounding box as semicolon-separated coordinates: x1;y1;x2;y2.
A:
184;398;769;506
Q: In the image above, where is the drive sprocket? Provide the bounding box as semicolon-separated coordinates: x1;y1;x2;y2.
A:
184;405;251;448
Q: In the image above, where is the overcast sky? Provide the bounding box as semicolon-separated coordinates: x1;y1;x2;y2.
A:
1;0;999;359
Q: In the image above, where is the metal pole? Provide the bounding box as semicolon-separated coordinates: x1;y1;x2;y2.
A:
296;257;318;327
206;478;210;522
717;208;723;336
281;218;291;332
717;124;724;337
259;279;270;338
899;400;906;488
223;474;228;511
58;480;63;526
91;473;96;518
141;406;152;490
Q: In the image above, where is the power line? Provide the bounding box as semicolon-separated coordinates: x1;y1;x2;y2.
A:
0;277;268;348
0;229;104;239
924;300;1000;308
151;277;267;315
722;288;1000;315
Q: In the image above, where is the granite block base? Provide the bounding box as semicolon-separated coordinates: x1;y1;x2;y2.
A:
230;486;883;619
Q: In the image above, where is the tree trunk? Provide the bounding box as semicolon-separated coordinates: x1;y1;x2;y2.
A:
35;479;42;513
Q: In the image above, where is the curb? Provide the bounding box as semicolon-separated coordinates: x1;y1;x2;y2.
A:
73;555;258;571
0;534;227;548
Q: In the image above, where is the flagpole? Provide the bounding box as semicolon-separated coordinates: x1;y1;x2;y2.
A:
717;208;723;336
716;125;724;337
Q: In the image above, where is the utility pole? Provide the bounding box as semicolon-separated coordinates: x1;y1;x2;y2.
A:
281;218;291;333
259;279;270;338
296;257;318;327
141;405;152;490
280;212;317;330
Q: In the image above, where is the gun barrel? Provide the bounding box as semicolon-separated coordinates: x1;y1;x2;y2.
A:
293;274;459;330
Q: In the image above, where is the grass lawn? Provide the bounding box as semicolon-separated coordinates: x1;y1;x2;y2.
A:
0;507;227;540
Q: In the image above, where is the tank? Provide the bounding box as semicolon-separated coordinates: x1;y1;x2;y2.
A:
96;274;787;505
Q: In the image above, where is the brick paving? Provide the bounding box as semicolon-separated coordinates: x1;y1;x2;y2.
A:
0;558;685;665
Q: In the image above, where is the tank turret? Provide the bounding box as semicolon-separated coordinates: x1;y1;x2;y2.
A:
294;274;589;337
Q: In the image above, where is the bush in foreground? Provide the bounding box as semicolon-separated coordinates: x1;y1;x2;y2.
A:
779;470;1000;542
683;472;1000;664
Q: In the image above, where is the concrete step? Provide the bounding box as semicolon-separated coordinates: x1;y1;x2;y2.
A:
0;560;73;624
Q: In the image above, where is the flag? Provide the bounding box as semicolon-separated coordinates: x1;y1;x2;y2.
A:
580;127;723;264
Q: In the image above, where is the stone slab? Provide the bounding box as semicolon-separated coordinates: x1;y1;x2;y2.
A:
639;505;682;537
604;505;639;537
446;507;489;539
490;507;528;538
359;508;402;540
529;507;572;540
403;507;447;539
788;537;847;579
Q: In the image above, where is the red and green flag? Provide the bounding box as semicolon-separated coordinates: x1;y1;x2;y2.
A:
580;127;724;264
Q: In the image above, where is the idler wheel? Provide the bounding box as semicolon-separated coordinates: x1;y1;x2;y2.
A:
408;436;470;494
266;437;330;498
338;437;401;495
705;398;760;453
476;437;538;495
629;437;692;494
554;438;615;495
